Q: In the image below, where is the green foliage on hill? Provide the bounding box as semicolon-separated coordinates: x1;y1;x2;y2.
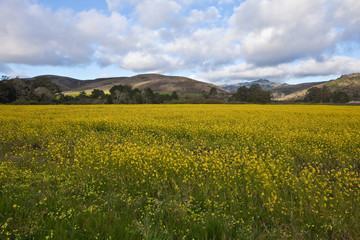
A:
0;76;61;104
229;84;272;103
273;73;360;102
221;79;285;92
0;76;181;105
304;86;350;103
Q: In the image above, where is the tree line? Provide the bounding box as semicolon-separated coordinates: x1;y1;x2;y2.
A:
228;84;272;103
1;75;352;105
0;76;276;104
71;85;180;104
304;86;350;103
0;76;179;104
0;76;61;104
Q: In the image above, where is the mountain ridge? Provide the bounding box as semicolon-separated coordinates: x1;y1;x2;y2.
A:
30;74;230;96
220;79;286;91
274;73;360;101
20;73;360;102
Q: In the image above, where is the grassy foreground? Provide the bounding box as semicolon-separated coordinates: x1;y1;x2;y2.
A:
1;105;360;239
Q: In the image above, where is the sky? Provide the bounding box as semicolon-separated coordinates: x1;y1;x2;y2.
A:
1;0;360;84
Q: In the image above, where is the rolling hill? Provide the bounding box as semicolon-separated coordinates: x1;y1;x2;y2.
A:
220;79;286;92
20;73;360;102
273;73;360;101
31;74;230;96
219;79;327;100
269;82;326;99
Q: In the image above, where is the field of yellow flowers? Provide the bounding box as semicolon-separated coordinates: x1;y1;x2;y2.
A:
1;104;360;239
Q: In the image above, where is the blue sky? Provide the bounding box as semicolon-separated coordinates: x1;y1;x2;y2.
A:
1;0;360;84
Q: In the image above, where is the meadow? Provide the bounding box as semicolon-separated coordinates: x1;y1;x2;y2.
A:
0;104;359;239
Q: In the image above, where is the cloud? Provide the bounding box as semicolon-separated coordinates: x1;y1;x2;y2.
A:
333;0;360;41
188;6;220;24
135;0;181;28
229;0;339;66
292;56;360;78
195;56;360;83
1;0;360;83
0;0;93;65
120;51;180;72
105;0;142;11
93;26;171;67
105;0;122;11
76;10;128;40
163;28;240;68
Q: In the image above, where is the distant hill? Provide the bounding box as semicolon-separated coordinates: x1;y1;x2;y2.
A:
220;79;286;92
274;73;360;101
269;82;326;99
19;73;360;102
29;74;229;96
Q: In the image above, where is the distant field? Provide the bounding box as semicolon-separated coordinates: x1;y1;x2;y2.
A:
64;90;110;96
63;91;92;96
1;105;360;239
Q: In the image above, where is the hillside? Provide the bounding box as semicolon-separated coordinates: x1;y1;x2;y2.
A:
274;73;360;101
220;79;285;92
270;82;326;99
36;74;229;96
324;73;360;99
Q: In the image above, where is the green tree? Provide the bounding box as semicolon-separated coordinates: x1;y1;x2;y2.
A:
232;86;249;102
33;87;55;102
230;84;271;103
12;78;31;100
79;91;87;98
332;91;350;103
304;87;322;102
143;87;155;103
304;86;331;103
28;76;61;102
0;81;16;103
31;76;61;95
248;84;271;103
91;89;106;99
248;84;262;103
110;85;133;103
319;86;332;103
171;91;179;100
209;87;217;96
0;76;61;103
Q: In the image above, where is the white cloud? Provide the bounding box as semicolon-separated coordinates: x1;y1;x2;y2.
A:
177;0;196;5
229;0;340;66
120;51;180;72
1;0;360;83
292;56;360;77
93;26;170;66
333;0;360;41
163;28;240;69
196;56;360;83
76;10;128;39
105;0;122;11
0;0;92;65
135;0;181;28
105;0;142;11
194;62;289;83
188;6;220;23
